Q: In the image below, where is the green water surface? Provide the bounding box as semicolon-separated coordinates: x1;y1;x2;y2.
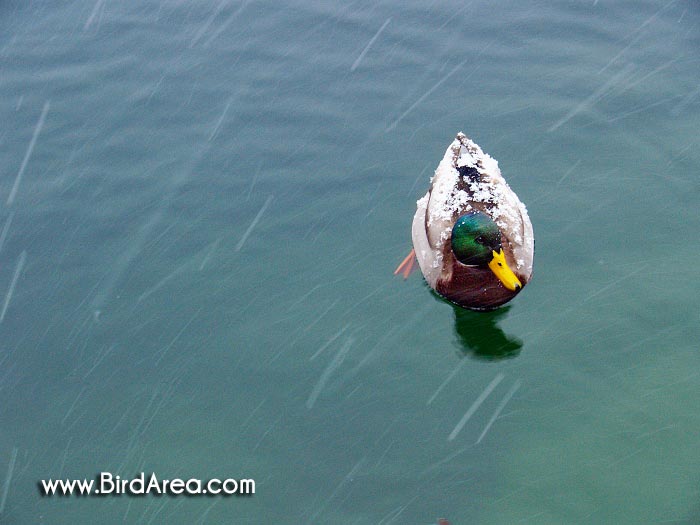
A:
0;1;699;523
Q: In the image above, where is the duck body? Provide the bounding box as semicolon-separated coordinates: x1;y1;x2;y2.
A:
412;132;534;311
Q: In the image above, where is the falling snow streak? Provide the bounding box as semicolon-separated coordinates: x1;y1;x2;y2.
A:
427;359;467;406
202;0;250;48
7;101;49;205
377;495;420;525
124;388;163;455
235;195;273;252
239;398;267;431
448;373;504;441
620;56;681;95
385;59;468;132
56;438;72;480
189;0;229;48
385;41;494;133
303;298;340;333
198;237;221;271
306;337;354;409
91;142;213;311
349;324;400;373
476;379;521;444
310;324;350;361
407;163;431;197
557;159;580;185
138;235;224;301
0;251;27;323
599;0;679;75
438;1;474;30
548;63;635;132
137;258;193;303
351;18;391;71
0;447;18;515
251;415;282;452
246;160;263;201
287;283;325;312
671;85;700;117
196;500;219;525
308;457;366;523
208;98;233;141
598;33;646;76
83;343;117;379
61;386;88;426
608;94;683;123
84;0;105;30
154;307;203;365
90;208;162;310
0;213;14;254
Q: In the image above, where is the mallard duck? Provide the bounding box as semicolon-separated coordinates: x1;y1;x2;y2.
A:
395;132;534;311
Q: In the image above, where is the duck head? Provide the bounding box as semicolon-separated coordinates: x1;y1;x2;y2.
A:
451;212;522;292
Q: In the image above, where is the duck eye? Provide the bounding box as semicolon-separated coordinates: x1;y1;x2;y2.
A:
475;236;484;244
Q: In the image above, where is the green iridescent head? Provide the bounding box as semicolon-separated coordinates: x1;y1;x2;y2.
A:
450;211;502;266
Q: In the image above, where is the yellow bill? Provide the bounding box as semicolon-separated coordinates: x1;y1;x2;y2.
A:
487;249;522;291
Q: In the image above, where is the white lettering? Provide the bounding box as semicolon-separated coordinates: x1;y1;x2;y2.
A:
207;479;221;494
146;473;161;494
100;472;114;494
223;478;238;494
185;478;202;494
169;478;184;494
129;472;145;494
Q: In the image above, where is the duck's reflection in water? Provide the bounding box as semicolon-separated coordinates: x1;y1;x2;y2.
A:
451;304;522;360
